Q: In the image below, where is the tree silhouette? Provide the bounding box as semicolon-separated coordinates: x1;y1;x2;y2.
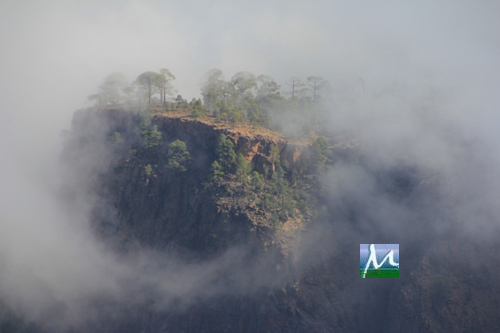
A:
135;71;163;104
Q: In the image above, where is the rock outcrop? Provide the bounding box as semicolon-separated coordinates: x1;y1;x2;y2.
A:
50;107;500;333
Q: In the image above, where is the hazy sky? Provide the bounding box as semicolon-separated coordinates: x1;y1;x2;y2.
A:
1;0;499;151
1;1;499;122
0;0;499;329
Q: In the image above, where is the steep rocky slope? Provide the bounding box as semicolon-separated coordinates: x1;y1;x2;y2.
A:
50;108;500;332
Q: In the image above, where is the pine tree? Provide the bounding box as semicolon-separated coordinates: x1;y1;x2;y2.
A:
166;140;190;172
211;160;224;182
236;153;251;181
215;134;236;173
142;125;162;159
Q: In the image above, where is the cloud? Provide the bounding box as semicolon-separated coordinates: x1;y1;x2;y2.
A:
0;0;499;330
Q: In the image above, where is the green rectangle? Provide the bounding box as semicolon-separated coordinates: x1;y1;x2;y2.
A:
360;268;399;278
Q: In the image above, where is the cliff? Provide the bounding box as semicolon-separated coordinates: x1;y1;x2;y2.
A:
63;108;315;254
47;108;500;332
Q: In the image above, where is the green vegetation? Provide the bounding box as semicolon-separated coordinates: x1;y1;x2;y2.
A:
142;124;162;159
191;98;204;118
88;68;331;136
211;160;225;182
198;70;330;132
88;69;335;230
144;164;153;177
88;69;176;107
236;153;251;182
206;132;313;229
135;72;159;104
109;131;124;146
112;112;194;180
250;171;264;190
134;69;176;105
213;134;237;174
308;136;331;173
166;139;190;172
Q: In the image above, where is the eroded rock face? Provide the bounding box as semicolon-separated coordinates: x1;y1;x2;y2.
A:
151;114;310;175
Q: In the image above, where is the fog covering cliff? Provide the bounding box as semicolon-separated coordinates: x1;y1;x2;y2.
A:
1;1;500;332
1;105;497;332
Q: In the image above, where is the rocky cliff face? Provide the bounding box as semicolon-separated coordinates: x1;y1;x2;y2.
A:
52;108;500;332
64;109;311;255
151;113;310;174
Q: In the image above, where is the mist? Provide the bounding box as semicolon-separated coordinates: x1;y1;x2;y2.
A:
1;0;499;331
